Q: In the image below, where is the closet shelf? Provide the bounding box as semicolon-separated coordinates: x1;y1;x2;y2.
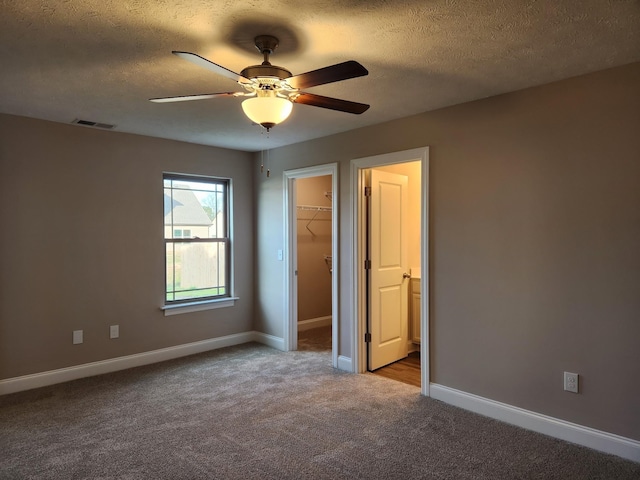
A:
297;205;332;212
297;204;331;235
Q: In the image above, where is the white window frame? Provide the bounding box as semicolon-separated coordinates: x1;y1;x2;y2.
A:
162;173;237;315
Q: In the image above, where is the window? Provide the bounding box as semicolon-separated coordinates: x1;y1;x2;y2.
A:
173;229;192;238
164;174;230;304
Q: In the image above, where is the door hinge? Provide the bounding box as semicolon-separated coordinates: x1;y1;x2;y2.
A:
364;259;371;270
364;332;371;343
364;186;371;197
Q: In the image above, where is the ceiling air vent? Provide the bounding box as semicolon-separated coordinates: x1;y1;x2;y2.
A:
72;119;115;129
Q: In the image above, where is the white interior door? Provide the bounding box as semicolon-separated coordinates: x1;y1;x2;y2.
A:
368;169;409;370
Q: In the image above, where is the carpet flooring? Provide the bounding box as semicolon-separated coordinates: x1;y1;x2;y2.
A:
1;329;639;479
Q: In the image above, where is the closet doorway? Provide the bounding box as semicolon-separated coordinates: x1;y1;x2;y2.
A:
284;164;338;367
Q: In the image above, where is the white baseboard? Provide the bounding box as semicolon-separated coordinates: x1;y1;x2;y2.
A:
0;331;269;396
430;383;640;463
337;355;353;373
297;316;332;332
251;331;285;351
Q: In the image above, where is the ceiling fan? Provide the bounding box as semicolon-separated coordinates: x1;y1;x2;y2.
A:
150;35;370;130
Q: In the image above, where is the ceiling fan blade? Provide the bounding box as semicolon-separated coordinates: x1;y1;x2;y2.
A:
172;51;250;83
149;92;240;103
287;61;368;90
292;93;370;114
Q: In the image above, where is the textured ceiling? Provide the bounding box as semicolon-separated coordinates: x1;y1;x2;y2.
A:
1;0;639;152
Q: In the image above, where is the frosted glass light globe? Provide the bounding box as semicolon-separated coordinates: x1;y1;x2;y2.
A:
242;96;293;130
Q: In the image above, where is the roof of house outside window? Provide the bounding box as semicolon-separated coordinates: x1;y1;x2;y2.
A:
164;186;212;227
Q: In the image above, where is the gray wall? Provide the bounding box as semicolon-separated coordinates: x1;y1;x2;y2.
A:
253;62;640;440
0;115;254;379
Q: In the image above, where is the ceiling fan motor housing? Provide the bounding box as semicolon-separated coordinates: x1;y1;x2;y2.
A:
241;35;292;81
240;64;292;81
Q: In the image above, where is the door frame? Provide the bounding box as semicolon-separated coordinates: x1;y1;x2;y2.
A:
284;163;339;367
350;147;430;396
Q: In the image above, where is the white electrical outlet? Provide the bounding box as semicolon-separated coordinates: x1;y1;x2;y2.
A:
110;325;119;339
564;372;579;393
72;330;83;345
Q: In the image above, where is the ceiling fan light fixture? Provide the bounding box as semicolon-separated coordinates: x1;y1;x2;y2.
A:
241;94;293;130
152;35;370;129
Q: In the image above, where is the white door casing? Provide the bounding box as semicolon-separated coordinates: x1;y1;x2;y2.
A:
368;169;409;370
351;147;429;396
284;164;339;368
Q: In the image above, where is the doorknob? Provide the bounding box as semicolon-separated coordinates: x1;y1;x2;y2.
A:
403;272;411;279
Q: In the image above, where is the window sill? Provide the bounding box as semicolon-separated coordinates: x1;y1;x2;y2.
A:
161;297;239;316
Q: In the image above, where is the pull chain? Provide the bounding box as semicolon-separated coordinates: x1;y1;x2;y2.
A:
260;128;271;177
260;129;265;173
261;148;264;174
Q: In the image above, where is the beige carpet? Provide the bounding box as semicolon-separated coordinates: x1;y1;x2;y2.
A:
1;330;638;479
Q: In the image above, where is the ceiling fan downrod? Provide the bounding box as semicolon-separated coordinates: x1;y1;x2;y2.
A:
254;35;279;65
240;35;292;81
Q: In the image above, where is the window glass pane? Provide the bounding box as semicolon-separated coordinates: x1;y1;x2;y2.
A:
164;179;226;240
170;180;219;192
164;187;176;239
165;241;227;301
166;242;176;302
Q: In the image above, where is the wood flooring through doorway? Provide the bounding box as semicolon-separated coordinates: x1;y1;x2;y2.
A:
298;326;420;388
372;352;421;388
